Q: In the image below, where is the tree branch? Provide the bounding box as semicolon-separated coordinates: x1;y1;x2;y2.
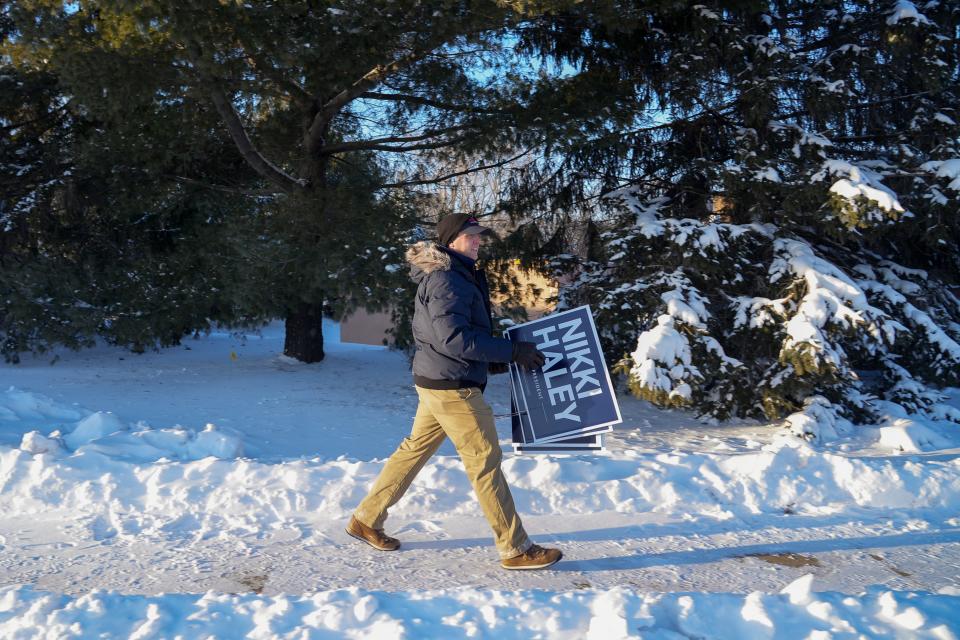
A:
306;48;432;150
204;79;307;193
236;39;314;108
0;100;72;133
772;91;933;122
378;150;531;188
321;124;479;154
185;40;306;193
360;91;507;115
167;174;280;197
344;135;475;154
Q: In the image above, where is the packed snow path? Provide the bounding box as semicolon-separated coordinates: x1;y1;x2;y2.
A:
2;322;959;637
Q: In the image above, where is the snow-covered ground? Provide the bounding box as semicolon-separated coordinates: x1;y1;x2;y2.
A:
2;321;959;637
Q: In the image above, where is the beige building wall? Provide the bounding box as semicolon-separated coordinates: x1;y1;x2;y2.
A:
340;309;393;346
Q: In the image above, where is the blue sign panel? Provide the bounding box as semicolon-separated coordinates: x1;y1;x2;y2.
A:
506;305;622;445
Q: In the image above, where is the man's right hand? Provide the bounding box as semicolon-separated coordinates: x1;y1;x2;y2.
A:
511;341;546;370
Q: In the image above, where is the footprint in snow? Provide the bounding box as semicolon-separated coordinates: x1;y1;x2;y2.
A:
393;520;446;537
88;516;118;542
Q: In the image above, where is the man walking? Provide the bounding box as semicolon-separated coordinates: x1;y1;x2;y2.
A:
347;213;562;570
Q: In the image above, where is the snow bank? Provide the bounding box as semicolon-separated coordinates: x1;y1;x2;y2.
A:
0;387;84;423
784;395;845;442
2;429;959;541
1;582;957;639
2;387;243;463
877;418;953;453
3;388;959;542
62;411;128;449
785;396;957;451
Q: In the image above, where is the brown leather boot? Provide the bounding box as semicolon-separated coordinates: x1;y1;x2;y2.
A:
346;516;401;551
501;544;562;570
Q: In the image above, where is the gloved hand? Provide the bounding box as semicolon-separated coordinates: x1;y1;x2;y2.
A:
488;362;510;375
511;341;546;370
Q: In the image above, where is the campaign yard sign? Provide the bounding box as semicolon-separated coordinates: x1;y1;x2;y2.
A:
510;392;607;452
510;392;606;452
506;305;621;452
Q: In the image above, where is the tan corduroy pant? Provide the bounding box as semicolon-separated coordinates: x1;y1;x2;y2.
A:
354;386;532;559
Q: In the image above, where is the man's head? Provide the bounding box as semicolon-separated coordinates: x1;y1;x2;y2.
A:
436;214;495;261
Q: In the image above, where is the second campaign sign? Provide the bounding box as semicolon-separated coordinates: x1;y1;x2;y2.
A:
506;305;622;443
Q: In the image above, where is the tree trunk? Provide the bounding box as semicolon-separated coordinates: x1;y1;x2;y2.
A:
281;117;330;364
283;301;325;363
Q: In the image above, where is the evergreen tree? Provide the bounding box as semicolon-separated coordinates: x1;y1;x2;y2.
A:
0;58;270;360
1;0;551;362
510;0;960;433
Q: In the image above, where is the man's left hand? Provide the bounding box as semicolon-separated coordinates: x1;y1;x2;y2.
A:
488;362;509;375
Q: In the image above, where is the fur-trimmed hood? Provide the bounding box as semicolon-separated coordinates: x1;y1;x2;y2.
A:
406;241;451;282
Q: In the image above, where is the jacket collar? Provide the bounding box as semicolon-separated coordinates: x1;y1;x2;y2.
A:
439;246;492;318
441;245;477;272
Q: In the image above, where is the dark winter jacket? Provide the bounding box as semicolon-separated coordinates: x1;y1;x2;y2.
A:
407;241;513;389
